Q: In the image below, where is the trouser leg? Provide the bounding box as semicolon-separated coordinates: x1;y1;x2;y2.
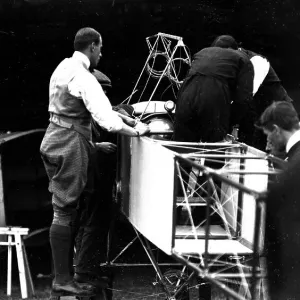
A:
75;226;107;276
74;223;84;267
40;127;96;295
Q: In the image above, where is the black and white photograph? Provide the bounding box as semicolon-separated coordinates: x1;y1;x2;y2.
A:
0;1;299;299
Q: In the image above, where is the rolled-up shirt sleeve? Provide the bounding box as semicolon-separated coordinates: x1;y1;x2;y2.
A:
68;71;123;132
250;56;270;95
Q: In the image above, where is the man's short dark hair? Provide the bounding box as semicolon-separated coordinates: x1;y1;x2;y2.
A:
211;35;238;50
74;27;101;51
256;101;300;131
91;69;112;89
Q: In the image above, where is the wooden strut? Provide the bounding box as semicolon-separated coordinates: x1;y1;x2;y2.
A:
0;227;35;299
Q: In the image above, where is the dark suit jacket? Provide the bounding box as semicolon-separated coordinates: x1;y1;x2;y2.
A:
286;140;300;162
174;47;254;143
266;139;300;299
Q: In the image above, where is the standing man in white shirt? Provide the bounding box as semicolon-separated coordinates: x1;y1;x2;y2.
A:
256;101;300;160
40;27;149;298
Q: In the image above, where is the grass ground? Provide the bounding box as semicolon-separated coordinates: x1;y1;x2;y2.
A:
0;266;229;300
0;222;229;300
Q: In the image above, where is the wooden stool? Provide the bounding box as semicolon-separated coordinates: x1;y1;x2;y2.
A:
0;227;35;299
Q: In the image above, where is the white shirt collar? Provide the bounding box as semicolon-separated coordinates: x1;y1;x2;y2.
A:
72;51;90;70
286;129;300;153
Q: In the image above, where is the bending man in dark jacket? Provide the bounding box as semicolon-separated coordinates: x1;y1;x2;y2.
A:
173;45;254;143
212;35;292;149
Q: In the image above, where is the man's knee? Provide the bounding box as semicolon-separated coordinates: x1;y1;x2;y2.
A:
52;204;78;227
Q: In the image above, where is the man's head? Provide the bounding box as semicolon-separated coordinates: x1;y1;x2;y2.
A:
256;101;300;153
211;35;238;50
74;27;102;69
91;69;112;93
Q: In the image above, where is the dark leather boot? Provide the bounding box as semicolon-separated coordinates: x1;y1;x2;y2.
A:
52;280;96;296
74;272;110;289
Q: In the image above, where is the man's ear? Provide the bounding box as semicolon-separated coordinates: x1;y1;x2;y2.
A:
90;42;95;52
273;124;281;134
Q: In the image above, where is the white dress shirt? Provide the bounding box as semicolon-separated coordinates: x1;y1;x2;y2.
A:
286;129;300;154
250;55;270;95
65;51;123;132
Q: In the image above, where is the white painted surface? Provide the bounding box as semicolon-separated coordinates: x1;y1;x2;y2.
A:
221;147;241;232
132;101;170;115
241;146;268;251
174;239;253;255
221;146;268;250
121;138;268;256
125;137;176;255
176;225;228;238
0;154;6;228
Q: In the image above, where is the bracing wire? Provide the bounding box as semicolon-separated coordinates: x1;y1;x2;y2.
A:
125;32;191;105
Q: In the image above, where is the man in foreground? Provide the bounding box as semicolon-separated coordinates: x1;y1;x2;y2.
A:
256;101;300;299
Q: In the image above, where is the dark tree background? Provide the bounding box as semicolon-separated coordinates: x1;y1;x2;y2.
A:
0;0;300;132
